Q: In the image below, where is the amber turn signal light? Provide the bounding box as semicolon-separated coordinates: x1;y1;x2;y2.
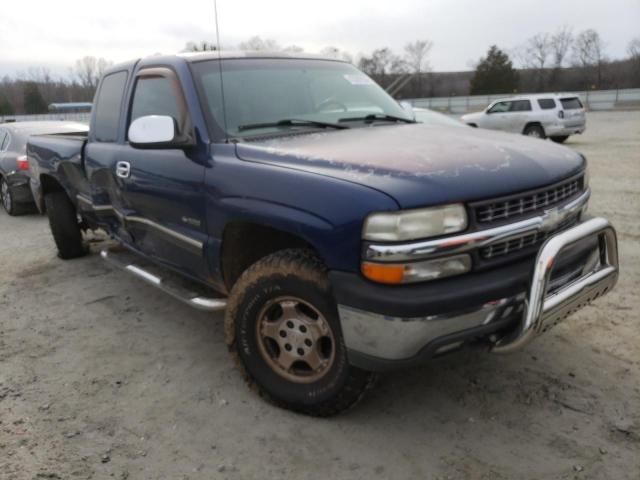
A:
361;262;405;284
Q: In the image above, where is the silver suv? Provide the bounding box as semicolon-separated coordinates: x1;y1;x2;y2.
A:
461;94;586;143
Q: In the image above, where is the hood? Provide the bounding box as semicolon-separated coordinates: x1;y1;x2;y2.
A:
235;124;585;209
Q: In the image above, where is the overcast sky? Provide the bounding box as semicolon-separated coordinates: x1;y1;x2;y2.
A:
1;0;638;78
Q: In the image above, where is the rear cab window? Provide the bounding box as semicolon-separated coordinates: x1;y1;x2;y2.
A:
510;100;532;112
93;71;128;142
560;97;583;110
537;98;556;110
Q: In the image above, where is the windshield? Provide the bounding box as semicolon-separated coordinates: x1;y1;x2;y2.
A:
413;109;464;127
560;97;583;110
192;58;413;138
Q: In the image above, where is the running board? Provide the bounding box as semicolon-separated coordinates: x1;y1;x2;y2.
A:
100;249;227;312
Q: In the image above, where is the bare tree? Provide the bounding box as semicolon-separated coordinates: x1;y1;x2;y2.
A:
628;37;640;77
628;37;640;60
572;29;606;87
184;41;218;52
545;26;573;90
358;48;405;77
404;40;433;74
74;56;112;90
550;26;573;68
238;36;280;51
523;33;551;91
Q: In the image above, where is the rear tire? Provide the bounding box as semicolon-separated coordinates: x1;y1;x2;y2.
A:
550;135;569;144
1;178;27;216
523;124;546;139
44;191;85;259
225;249;375;416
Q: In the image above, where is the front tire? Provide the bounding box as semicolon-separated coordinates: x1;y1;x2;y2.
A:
225;249;375;416
523;124;546;139
44;191;85;259
550;135;569;144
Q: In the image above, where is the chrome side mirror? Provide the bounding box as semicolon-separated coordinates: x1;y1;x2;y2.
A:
128;115;190;149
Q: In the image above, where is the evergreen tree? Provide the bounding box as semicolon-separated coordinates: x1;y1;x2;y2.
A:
470;46;519;95
23;82;48;114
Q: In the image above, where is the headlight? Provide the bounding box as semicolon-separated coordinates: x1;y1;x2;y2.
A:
362;254;471;284
363;204;468;242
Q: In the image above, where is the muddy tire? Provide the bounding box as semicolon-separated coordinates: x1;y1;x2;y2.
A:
550;135;569;144
44;191;85;259
225;249;375;416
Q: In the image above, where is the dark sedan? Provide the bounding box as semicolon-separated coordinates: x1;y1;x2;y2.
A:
0;121;88;215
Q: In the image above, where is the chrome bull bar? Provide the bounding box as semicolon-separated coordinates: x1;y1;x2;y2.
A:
492;217;619;353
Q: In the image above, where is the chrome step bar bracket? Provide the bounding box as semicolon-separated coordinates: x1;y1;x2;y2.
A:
100;250;227;312
492;217;618;353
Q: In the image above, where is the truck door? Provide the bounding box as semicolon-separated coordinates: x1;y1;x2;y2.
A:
506;99;532;133
483;101;511;131
116;67;209;280
83;70;131;238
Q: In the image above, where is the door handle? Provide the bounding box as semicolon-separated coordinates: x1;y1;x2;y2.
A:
116;161;131;179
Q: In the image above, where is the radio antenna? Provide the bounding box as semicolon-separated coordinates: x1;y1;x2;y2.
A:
214;0;229;142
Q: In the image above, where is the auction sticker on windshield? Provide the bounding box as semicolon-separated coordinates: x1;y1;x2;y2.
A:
344;74;375;85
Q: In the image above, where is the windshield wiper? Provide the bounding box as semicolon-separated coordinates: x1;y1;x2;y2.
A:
237;119;349;132
338;114;416;124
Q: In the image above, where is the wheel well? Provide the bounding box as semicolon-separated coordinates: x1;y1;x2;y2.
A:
523;122;544;134
467;123;477;128
39;175;65;212
221;221;318;290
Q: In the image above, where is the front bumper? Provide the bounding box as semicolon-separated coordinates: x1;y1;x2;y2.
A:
334;217;618;371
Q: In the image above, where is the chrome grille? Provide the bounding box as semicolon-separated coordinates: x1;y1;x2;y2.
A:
475;177;583;224
480;216;579;259
481;231;550;259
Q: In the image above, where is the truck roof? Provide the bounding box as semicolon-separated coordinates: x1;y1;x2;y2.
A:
494;93;582;103
106;51;345;74
178;50;346;63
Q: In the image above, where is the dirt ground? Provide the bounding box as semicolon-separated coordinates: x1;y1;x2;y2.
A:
1;111;639;480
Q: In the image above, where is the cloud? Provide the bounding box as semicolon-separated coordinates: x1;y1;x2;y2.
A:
0;0;638;78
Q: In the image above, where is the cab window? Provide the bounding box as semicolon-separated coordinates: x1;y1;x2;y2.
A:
537;98;556;110
510;100;532;112
94;71;128;143
488;101;511;113
129;77;180;125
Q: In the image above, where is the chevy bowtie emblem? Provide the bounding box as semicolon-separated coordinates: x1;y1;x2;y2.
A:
540;207;562;232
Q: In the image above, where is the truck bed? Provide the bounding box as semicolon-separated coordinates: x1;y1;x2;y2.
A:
27;132;90;209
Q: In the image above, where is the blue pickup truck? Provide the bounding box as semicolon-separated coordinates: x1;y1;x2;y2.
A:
27;52;619;416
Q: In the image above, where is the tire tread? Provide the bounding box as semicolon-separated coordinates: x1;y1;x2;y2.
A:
224;249;375;417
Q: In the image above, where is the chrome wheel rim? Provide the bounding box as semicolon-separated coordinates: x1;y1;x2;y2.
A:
1;180;11;213
256;296;336;383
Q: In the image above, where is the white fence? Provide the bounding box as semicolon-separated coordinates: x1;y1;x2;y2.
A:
407;88;640;114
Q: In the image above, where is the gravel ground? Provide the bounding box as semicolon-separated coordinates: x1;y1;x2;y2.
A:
1;111;638;480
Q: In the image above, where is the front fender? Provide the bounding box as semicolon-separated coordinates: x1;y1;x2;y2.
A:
207;196;352;280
